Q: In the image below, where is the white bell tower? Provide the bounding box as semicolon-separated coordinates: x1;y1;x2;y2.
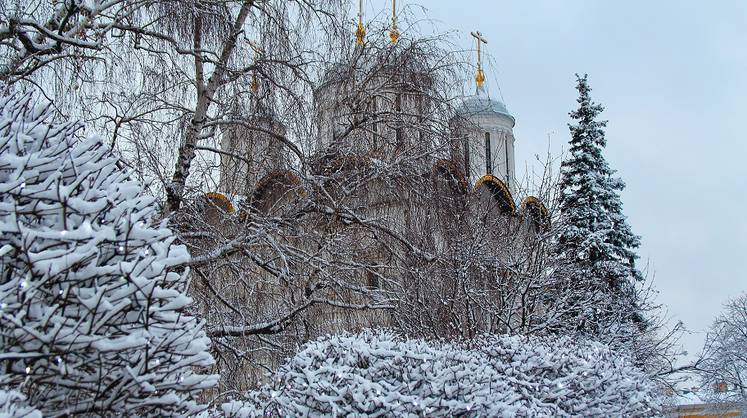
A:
450;31;516;193
455;87;516;190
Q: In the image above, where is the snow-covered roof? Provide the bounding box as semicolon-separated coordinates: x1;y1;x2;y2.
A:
456;86;515;125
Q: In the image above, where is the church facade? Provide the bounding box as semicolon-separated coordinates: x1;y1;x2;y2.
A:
188;27;550;391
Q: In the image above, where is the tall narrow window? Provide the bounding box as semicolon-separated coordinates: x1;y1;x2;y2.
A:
395;94;403;149
505;137;511;188
372;98;378;133
418;115;424;142
367;271;380;289
463;135;470;177
485;132;492;174
371;98;378;149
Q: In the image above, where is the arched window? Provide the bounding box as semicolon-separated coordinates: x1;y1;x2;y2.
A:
418;115;425;143
463;134;470;176
371;97;378;133
504;136;511;188
395;94;404;148
485;132;492;174
370;97;378;149
367;271;380;289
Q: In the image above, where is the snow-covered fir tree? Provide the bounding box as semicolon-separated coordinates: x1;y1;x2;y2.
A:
555;74;644;337
0;91;218;416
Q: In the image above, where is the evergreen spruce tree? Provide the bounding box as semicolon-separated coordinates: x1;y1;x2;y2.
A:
0;91;217;416
555;74;643;338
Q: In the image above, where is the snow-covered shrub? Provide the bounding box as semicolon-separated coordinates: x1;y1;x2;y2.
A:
0;91;217;416
0;386;41;418
221;330;661;417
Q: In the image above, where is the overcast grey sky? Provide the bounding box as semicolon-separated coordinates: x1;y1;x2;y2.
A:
412;0;747;366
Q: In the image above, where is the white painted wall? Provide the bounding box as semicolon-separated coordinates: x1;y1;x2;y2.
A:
461;112;517;193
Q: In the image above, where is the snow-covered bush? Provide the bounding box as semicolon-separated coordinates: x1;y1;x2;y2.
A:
221;330;661;417
0;91;217;416
0;386;41;418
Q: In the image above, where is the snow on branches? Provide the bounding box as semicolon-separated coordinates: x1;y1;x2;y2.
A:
697;292;747;402
0;91;217;416
0;0;129;83
219;330;662;417
552;74;645;346
0;386;41;418
557;74;642;286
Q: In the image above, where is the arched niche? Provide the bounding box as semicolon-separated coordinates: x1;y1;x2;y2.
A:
204;192;236;214
474;174;516;215
520;196;550;231
252;170;305;214
431;159;468;195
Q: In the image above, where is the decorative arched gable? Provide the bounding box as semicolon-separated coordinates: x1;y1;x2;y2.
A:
252;170;304;213
431;159;468;194
521;196;550;230
205;192;236;214
474;174;516;215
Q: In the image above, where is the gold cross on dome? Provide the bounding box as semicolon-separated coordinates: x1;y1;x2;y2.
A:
470;31;488;88
356;0;366;45
390;0;399;43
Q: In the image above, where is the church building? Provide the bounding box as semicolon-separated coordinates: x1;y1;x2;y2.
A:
190;2;550;391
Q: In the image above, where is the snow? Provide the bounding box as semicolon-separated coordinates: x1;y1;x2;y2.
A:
214;330;662;417
0;387;41;418
0;90;217;416
551;75;650;369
